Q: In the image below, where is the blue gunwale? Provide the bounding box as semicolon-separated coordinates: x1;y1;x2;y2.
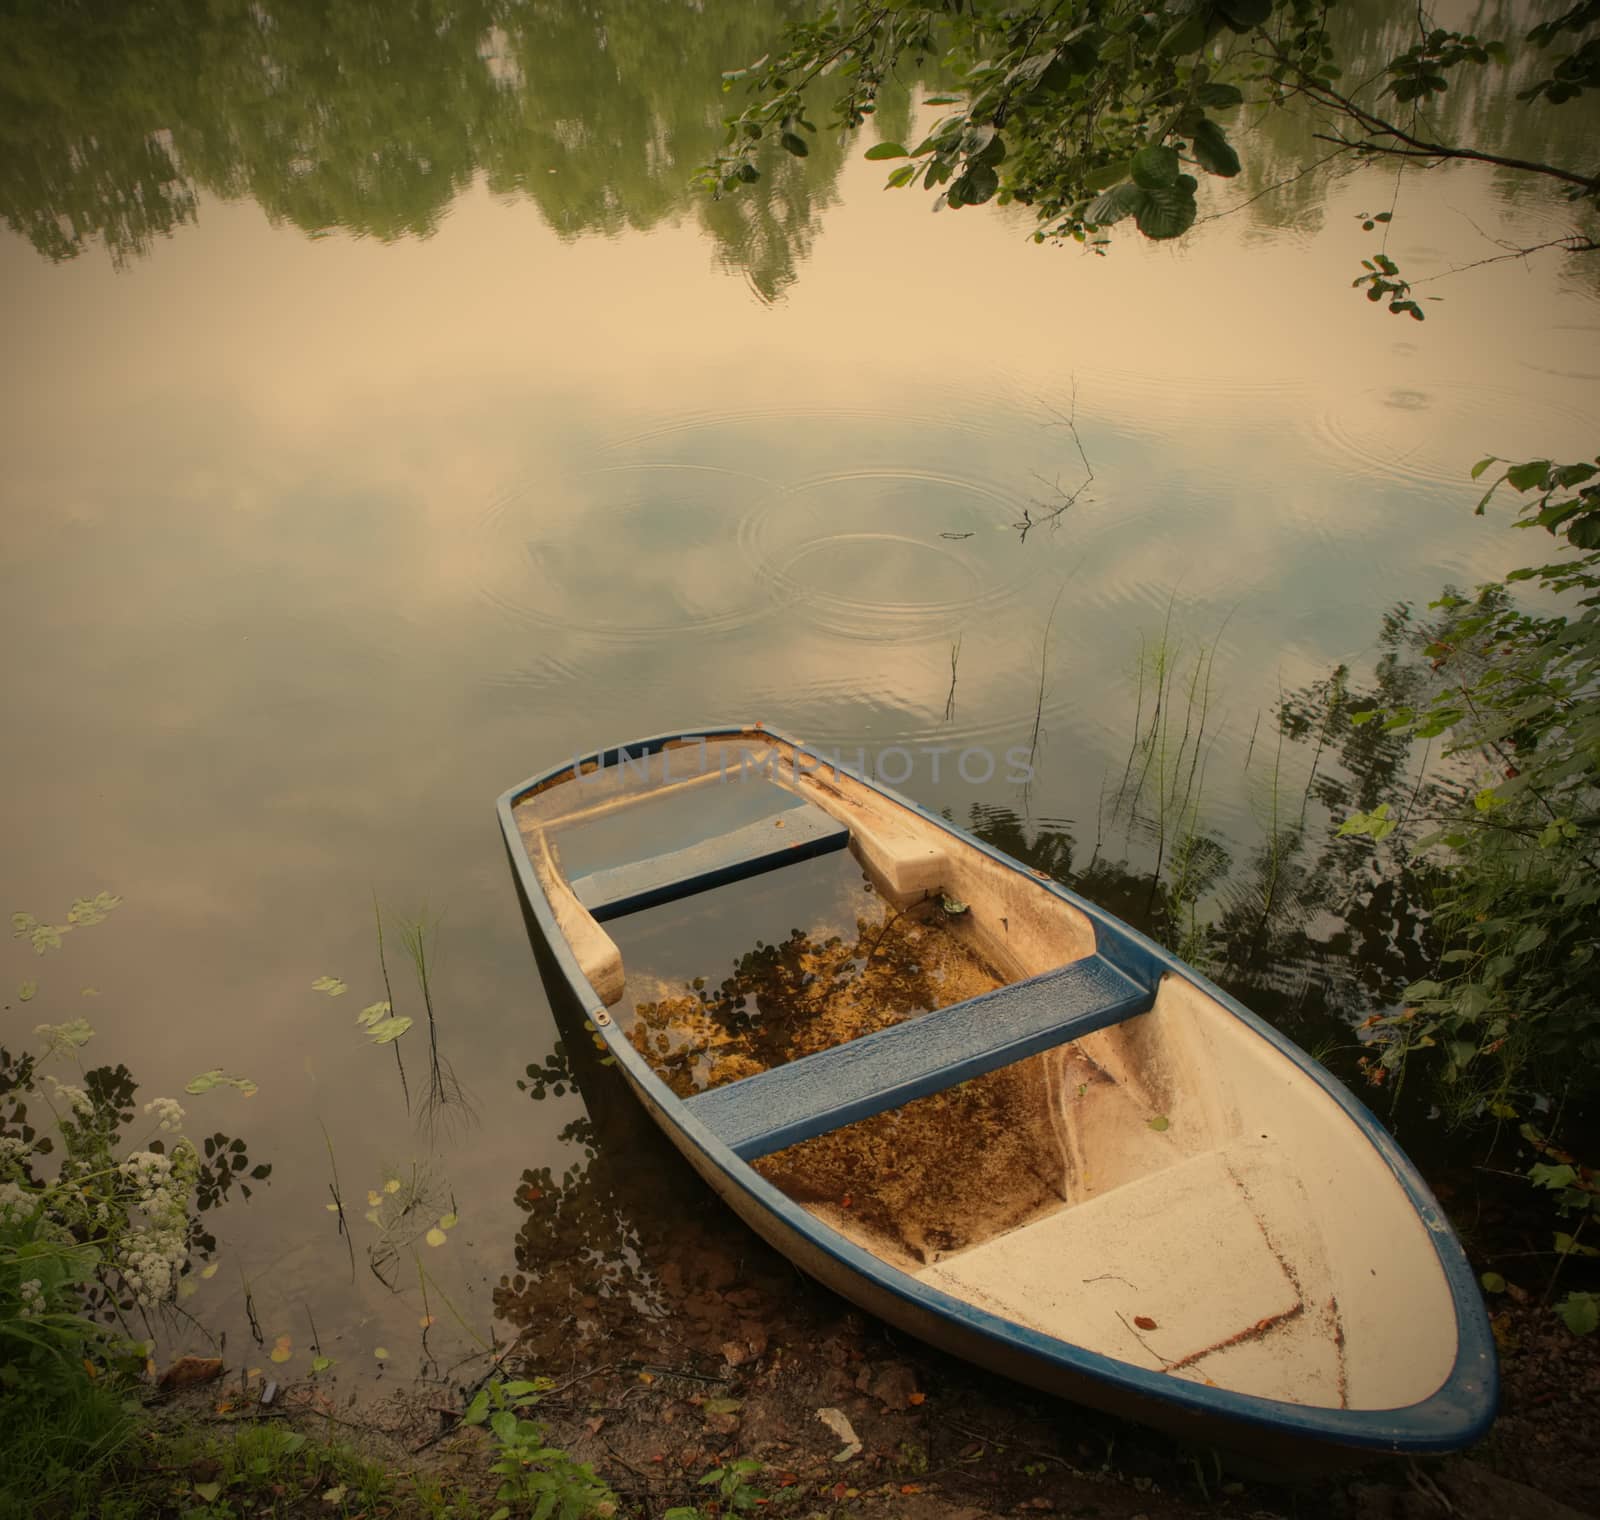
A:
497;722;1497;1456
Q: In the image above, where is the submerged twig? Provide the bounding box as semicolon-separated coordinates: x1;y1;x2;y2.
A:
1030;582;1068;765
944;634;962;723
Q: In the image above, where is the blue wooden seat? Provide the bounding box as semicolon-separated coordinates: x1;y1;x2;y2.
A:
683;953;1158;1159
571;800;850;922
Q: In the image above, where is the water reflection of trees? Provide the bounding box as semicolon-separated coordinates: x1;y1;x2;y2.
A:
0;0;838;299
10;0;1592;299
1214;0;1600;244
961;602;1472;1070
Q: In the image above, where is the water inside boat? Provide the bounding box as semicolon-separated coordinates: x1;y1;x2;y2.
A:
511;734;1463;1415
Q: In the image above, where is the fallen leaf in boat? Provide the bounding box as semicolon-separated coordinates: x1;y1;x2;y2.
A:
841;1194;853;1208
1147;1115;1170;1132
1134;1316;1158;1331
901;1485;923;1495
908;1392;926;1406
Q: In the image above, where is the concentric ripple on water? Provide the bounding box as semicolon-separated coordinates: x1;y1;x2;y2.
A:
742;468;1044;643
474;462;790;641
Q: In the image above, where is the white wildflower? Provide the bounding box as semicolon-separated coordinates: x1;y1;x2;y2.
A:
142;1097;185;1134
42;1074;93;1117
18;1278;45;1319
115;1147;194;1307
0;1180;37;1225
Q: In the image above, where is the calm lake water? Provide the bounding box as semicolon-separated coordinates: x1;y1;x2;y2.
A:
2;0;1597;1385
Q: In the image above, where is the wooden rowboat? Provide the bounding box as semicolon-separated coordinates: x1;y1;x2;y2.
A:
497;724;1495;1462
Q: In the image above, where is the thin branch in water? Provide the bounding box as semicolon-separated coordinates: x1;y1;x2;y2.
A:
944;633;962;723
1030;581;1068;765
320;1119;356;1284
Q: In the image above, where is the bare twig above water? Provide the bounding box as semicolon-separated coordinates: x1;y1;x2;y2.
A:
1015;380;1095;540
944;634;962;723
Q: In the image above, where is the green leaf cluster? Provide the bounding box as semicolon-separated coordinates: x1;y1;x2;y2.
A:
1338;455;1600;1112
702;0;1296;243
463;1378;618;1520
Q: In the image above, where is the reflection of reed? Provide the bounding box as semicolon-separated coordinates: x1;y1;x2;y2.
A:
397;914;475;1141
372;896;410;1113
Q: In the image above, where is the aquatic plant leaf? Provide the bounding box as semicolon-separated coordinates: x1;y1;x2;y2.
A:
425;1227;447;1247
67;892;122;926
18;981;36;1001
438;1212;458;1230
311;1355;333;1374
366;1015;412;1044
357;1001;391;1027
373;1347;389;1359
35;1019;94;1056
185;1070;258;1097
201;1261;219;1279
312;976;347;996
28;924;70;955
